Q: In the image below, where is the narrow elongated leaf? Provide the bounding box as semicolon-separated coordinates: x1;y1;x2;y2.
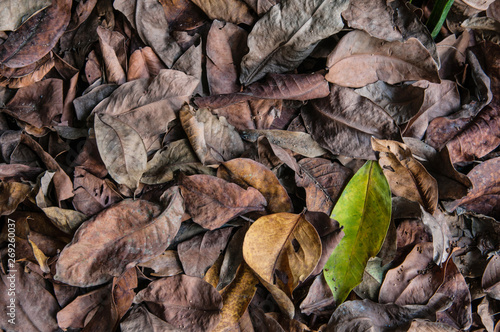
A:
54;190;184;287
240;0;349;85
324;161;392;306
326;30;440;88
218;158;293;213
94;113;148;189
371;138;439;214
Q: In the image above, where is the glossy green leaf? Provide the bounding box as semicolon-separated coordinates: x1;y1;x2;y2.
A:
323;161;391;306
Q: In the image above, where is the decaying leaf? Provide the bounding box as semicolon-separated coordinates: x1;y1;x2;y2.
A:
191;0;255;25
0;0;51;31
134;274;223;332
240;0;349;84
55;189;184;287
0;181;31;215
371;138;439;214
302;84;401;160
324;161;392;306
483;255;500;300
179;174;267;230
326;30;440;88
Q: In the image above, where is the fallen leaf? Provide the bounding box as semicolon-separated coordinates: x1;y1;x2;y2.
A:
127;47;166;82
94;113;148;189
241;129;328;158
180;106;245;166
324;295;452;332
355;81;425;125
206;20;248;95
295;158;352;215
462;0;496;10
371;138;439;214
195;73;330;109
138;250;183;277
242;0;278;16
0;0;51;31
444;157;500;219
0;263;60;332
2;78;63;128
420;207;453;265
135;0;181;67
325;30;440;88
42;206;87;234
324;161;392;306
54;189;184;287
300;273;335;316
191;0;255;25
73;84;118;122
141;139;214;185
301;84;401;160
0;181;31;215
120;304;183;332
216;224;250;290
134;274;223;332
112;268;138;326
211;99;281;130
218;158;293;213
178;227;233;278
0;53;55;89
213;262;259;332
0;0;72;68
240;0;349;84
96;26;126;85
482;255;500;300
179;174;267;230
408;319;459;332
243;213;322;307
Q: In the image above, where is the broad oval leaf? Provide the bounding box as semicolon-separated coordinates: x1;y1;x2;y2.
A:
323;161;392;306
94;113;148;189
218;158;293;214
371;138;439;214
0;0;51;31
179;174;267;230
326;30;440;88
243;213;322;297
54;190;184;287
134;274;223;332
240;0;349;85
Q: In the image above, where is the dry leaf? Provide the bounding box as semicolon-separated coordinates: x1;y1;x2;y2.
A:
326;30;440;88
127;47;166;81
0;181;31;215
191;0;255;25
0;0;51;31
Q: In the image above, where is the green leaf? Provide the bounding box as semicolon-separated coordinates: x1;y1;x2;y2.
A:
426;0;455;39
323;160;392;306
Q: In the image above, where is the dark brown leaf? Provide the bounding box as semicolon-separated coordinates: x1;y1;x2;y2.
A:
159;0;207;31
190;0;255;26
134;274;223;332
0;181;31;215
179;174;267;230
54;188;184;287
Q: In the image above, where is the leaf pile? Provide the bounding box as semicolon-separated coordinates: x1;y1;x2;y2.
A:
1;0;500;331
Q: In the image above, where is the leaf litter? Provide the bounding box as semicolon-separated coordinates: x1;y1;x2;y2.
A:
1;0;500;331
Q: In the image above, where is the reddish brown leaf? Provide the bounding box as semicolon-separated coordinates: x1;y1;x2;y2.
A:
159;0;207;31
0;53;55;89
179;174;267;230
112;268;138;324
177;227;233;278
120;304;182;331
134;274;223;332
54;189;184;287
96;26;127;85
483;255;500;300
295;158;352;215
211;99;282;130
127;47;166;81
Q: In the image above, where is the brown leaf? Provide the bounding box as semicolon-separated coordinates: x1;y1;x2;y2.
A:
94;113;148;189
195;73;330;109
128;47;166;81
355;81;425;125
342;0;439;64
191;0;255;25
178;227;233;278
239;0;349;85
136;0;181;67
242;0;278;16
445;157;500;219
0;0;72;68
211;99;282;130
301;84;401;160
295;158;352;215
324;294;452;332
0;263;60;332
54;189;184;287
326;30;440;88
437;30;471;80
180;106;245;166
403;81;461;140
159;0;207;31
2;78;63;128
72;167;121;216
408;319;459;332
241;129;328;158
42;206;87;234
134;274;223;332
371;138;438;214
0;0;52;31
73;84;118;122
300;273;335;317
138;250;183;277
120;304;183;332
483;255;500;300
112;268;138;324
218;158;293;214
0;53;55;89
96;26;127;85
0;181;31;215
206;20;248;95
179;174;267;230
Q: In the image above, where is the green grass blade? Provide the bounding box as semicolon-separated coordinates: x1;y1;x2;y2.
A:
426;0;455;39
